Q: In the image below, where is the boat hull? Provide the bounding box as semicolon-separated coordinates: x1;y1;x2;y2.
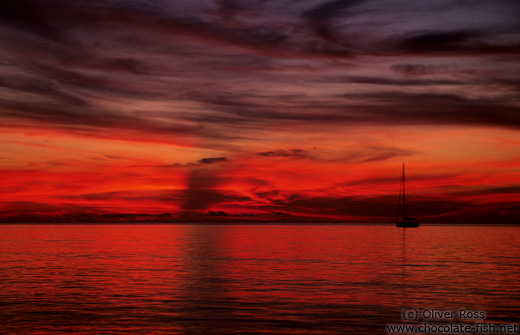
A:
396;221;420;228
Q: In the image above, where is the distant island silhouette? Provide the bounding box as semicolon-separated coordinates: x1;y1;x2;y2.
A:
0;211;344;224
1;210;518;224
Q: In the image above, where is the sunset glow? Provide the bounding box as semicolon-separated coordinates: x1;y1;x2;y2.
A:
1;0;519;223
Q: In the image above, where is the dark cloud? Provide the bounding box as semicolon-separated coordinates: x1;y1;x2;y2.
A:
257;149;307;158
197;157;227;165
302;0;365;40
0;0;65;42
181;164;228;213
86;58;148;75
0;98;201;137
303;0;365;21
256;190;281;199
184;88;520;130
63;188;251;206
255;146;414;163
130;157;229;170
27;161;65;168
103;155;123;160
341;91;520;129
339;146;415;163
338;172;460;188
451;186;520;197
178;156;240;214
320;75;463;86
215;0;259;20
254;192;520;223
391;63;443;76
0;0;519;141
256;193;411;220
0;200;103;216
398;30;484;53
0;76;88;106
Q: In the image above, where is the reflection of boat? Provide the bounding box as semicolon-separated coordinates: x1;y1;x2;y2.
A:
396;164;419;228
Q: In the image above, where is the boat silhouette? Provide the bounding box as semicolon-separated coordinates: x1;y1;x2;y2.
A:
396;163;419;228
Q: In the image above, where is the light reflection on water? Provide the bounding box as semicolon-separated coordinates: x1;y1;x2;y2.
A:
0;225;519;334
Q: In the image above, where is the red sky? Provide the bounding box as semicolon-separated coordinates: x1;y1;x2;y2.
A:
1;0;519;223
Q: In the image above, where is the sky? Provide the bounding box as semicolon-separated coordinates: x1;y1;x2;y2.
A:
0;0;519;223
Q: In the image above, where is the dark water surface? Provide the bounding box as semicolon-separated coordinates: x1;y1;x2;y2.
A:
1;224;519;334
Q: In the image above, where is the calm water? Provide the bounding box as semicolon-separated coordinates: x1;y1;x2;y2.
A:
1;225;519;334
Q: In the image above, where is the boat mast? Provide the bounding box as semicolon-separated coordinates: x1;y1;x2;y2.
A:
402;163;405;221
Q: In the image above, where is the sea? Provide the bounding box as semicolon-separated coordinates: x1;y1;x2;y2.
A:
1;224;519;334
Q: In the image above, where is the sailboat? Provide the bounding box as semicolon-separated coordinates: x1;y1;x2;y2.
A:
396;163;419;228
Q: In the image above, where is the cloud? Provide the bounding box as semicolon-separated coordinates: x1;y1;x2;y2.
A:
181;158;229;213
321;75;462;86
257;149;307;159
340;91;520;129
391;63;444;76
451;186;520;197
252;191;520;223
196;157;227;165
180;84;520;130
338;146;415;163
0;0;66;42
398;30;484;53
0;200;103;216
128;157;229;170
0;75;88;106
302;0;366;40
1;0;519;142
389;30;519;57
255;146;414;163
